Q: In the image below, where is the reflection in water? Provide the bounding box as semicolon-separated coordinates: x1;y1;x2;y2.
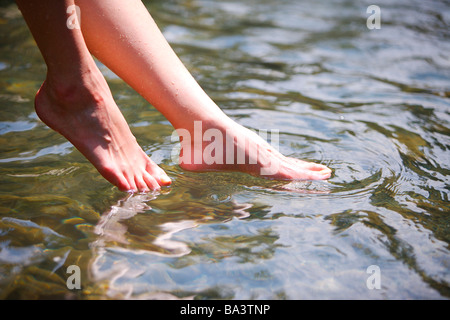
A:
0;0;449;299
152;220;197;257
90;193;189;298
93;192;195;257
89;192;257;298
94;193;154;246
87;178;339;299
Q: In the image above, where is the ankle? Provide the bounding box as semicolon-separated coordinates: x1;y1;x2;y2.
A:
42;70;108;109
176;115;236;135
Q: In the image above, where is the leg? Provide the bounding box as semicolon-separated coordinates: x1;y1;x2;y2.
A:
15;0;171;192
76;0;332;180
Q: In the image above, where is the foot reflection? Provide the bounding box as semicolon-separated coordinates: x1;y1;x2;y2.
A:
93;192;195;257
94;193;154;246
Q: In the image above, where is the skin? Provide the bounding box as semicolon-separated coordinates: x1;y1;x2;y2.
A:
15;0;331;193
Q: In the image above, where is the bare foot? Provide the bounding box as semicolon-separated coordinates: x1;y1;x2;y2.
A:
176;119;332;180
34;71;171;192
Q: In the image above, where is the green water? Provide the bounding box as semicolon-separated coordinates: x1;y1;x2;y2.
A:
0;0;449;299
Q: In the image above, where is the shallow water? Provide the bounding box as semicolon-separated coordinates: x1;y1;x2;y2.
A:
0;0;449;299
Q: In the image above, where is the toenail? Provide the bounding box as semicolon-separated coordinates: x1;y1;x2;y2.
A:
161;176;172;184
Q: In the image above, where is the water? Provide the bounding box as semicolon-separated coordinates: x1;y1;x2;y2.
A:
0;0;449;299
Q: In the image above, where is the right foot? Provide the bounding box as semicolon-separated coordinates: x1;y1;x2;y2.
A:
34;71;171;192
177;119;332;180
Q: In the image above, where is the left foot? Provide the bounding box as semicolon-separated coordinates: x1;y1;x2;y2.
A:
35;71;172;193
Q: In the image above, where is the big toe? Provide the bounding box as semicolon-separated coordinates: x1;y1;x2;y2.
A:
146;163;172;187
289;158;330;172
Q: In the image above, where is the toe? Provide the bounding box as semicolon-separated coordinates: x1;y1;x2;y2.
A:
115;176;132;192
158;174;172;186
146;163;172;186
310;168;332;180
289;158;327;171
101;165;132;191
143;171;161;191
123;172;137;193
134;175;150;193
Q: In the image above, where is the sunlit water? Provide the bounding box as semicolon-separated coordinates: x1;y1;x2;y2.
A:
0;0;449;299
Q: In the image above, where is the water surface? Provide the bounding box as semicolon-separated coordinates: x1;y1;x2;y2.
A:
0;0;449;299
